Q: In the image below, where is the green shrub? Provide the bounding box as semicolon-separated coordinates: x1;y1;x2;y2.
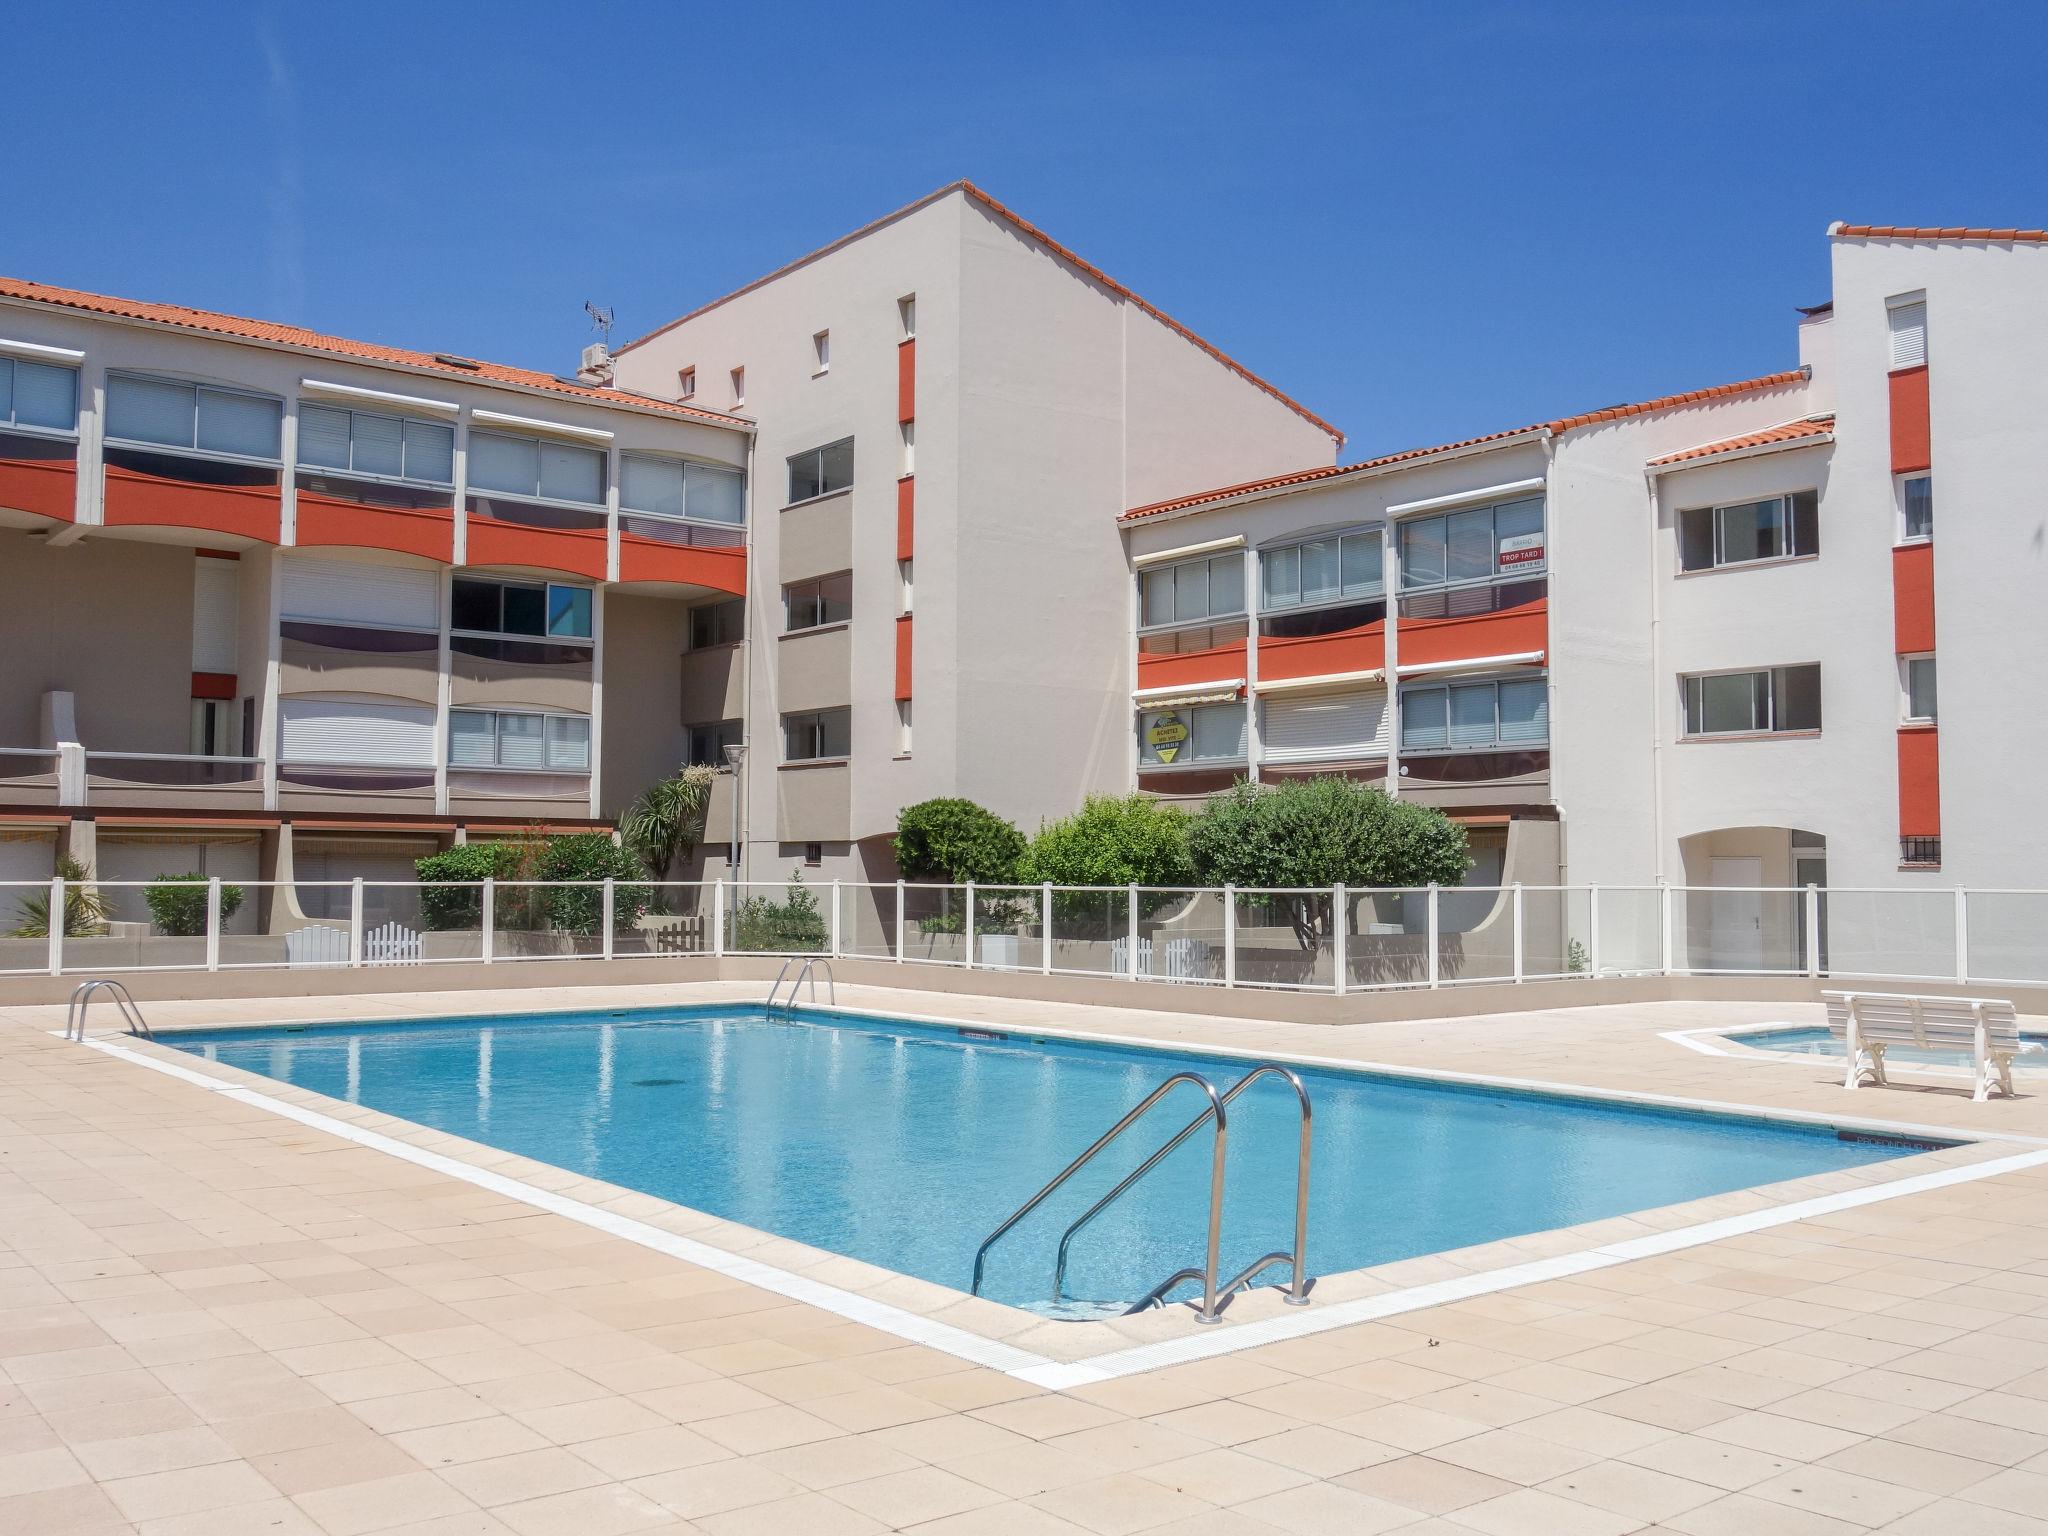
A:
144;873;245;937
536;834;652;935
732;871;828;952
1021;794;1194;889
9;854;111;938
893;798;1025;885
414;842;529;931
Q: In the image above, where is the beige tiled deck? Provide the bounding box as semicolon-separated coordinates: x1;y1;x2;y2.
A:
9;980;2048;1533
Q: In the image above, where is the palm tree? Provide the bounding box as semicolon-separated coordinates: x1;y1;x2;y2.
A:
10;854;112;938
621;764;716;887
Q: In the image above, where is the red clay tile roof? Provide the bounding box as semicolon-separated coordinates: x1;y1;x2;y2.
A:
1121;369;1811;523
1833;224;2048;244
615;180;1344;445
0;275;753;430
1648;416;1834;468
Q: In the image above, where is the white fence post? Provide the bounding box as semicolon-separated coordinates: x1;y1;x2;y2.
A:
964;881;976;969
1223;884;1237;988
601;879;615;962
206;877;222;972
482;878;495;964
1426;883;1440;988
1511;883;1524;984
1333;883;1347;996
1661;883;1676;976
1803;883;1820;979
1127;884;1140;981
830;879;842;958
348;878;364;968
711;879;726;958
1954;886;1969;985
1041;882;1053;975
1588;884;1602;977
894;879;905;963
47;875;63;976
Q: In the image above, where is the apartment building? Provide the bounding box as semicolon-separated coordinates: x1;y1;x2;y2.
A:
1119;223;2048;962
608;181;1340;884
0;278;751;934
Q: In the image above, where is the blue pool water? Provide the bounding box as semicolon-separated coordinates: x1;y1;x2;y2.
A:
166;1007;1929;1313
1742;1024;2048;1070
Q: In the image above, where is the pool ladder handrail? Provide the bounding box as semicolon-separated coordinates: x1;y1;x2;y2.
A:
65;978;154;1042
970;1062;1312;1325
765;956;836;1009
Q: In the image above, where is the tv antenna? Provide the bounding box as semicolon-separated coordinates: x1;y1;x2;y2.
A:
583;301;614;346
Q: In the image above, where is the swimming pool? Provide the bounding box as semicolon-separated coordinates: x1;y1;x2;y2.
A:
166;1006;1929;1315
1738;1024;2048;1070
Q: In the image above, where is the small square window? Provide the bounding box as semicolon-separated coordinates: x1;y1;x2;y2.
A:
897;559;913;615
897;699;913;755
677;367;696;400
813;330;831;374
1900;474;1933;542
729;366;745;406
804;842;823;867
1903;654;1937;723
900;421;915;476
899;295;917;339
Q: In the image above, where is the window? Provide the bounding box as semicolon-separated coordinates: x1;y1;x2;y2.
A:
0;357;79;434
677;367;696;400
899;295;916;339
1139;552;1245;629
297;402;454;486
1678;491;1819;572
689;598;745;649
787;438;854;503
105;374;281;460
686;719;742;766
783;708;851;761
1903;655;1938;723
450;708;591;771
619;453;746;524
280;697;437;766
896;698;913;755
1887;293;1928;370
900;421;915;476
897;559;913;615
1137;701;1247;768
451;577;593;642
813;330;831;374
804;842;823;866
1399;497;1545;591
730;366;745;406
1261;529;1382;611
1680;665;1822;738
467;428;606;506
784;572;852;631
1900;474;1933;541
1399;676;1549;753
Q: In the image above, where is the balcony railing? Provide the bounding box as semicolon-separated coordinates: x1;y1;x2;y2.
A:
1398;574;1546;621
83;752;263;787
618;509;745;549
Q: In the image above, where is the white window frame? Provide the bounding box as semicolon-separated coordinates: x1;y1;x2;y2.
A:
896;698;913;757
617;451;747;527
783;572;852;634
449;576;594;647
786;437;854;505
897;559;913;616
1901;653;1937;724
812;330;831;375
1678;664;1823;740
729;366;745;407
1896;472;1933;545
295;400;455;489
103;371;283;467
899;295;917;340
448;708;593;773
465;426;608;510
1396;496;1546;596
1138;551;1247;633
677;366;696;400
1260;525;1386;614
1397;674;1550;756
685;718;742;766
1136;700;1249;771
1677;491;1819;574
782;707;851;763
1886;291;1928;371
900;420;915;476
688;597;745;651
0;355;81;439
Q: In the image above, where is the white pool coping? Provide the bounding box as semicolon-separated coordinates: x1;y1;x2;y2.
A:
62;1005;2048;1388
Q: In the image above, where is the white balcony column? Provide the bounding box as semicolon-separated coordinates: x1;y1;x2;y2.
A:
894;879;905;962
482;878;496;963
1128;884;1140;980
48;876;64;976
829;880;842;959
206;877;222;972
349;878;364;968
1426;883;1440;987
964;882;976;969
602;879;616;962
1333;883;1347;996
587;587;605;820
711;879;726;958
1223;884;1236;987
1803;883;1821;979
1041;882;1053;975
1512;883;1525;983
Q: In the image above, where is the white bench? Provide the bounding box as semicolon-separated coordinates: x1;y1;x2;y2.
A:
1823;990;2022;1102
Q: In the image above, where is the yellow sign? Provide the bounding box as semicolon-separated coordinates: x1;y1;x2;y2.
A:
1147;711;1189;764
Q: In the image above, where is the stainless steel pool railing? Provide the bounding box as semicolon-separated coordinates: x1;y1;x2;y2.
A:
970;1063;1313;1324
65;978;154;1042
765;956;836;1009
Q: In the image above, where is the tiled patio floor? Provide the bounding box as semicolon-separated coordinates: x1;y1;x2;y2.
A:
8;981;2048;1533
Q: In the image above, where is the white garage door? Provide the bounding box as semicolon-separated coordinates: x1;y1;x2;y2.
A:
1262;689;1389;764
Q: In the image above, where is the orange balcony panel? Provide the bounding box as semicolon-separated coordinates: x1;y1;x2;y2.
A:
1136;638;1248;692
0;449;76;522
896;475;915;559
617;534;747;597
898;338;915;424
296;490;454;564
895;614;913;701
1397;597;1546;669
1258;622;1385;683
465;515;607;580
103;464;281;544
1889;365;1931;474
1893;542;1935;653
1898;725;1940;837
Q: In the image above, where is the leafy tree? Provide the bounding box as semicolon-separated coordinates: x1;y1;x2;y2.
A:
621;764;716;886
1187;777;1468;949
732;871;828;952
535;833;653;935
1020;795;1195;920
144;873;245;937
10;854;112;938
893;798;1025;885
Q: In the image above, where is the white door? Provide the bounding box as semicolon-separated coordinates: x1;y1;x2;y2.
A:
1709;856;1764;971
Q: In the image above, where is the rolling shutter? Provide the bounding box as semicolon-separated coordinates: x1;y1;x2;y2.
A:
1262;689;1389;763
1887;300;1927;369
279;697;436;766
191;558;240;675
281;555;439;631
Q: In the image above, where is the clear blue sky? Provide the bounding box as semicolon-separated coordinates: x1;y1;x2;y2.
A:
6;1;2041;461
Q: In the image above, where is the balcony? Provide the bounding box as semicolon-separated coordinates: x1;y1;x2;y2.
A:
0;748;59;806
447;766;591;823
1398;576;1547;668
465;494;607;579
102;448;282;544
82;751;266;811
616;510;746;595
296;470;455;564
0;430;77;524
1136;619;1249;692
277;761;435;816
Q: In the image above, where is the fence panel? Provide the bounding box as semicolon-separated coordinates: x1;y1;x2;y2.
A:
1824;888;1955;981
1966;892;2048;984
1049;888;1124;977
900;884;965;965
727;879;829;955
972;885;1044;971
0;881;58;973
1134;888;1227;984
1592;887;1663;975
613;882;712;958
1345;887;1429;989
1233;889;1334;991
